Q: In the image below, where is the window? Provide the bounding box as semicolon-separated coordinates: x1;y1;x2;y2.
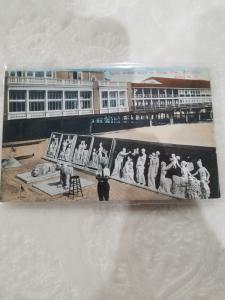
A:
144;100;151;107
119;91;126;98
166;89;172;97
65;91;78;110
10;71;15;77
109;91;118;108
28;90;45;111
35;71;44;78
29;90;45;100
47;91;62;111
110;99;117;107
101;91;108;108
65;100;78;110
196;90;200;96
159;89;166;98
9;102;25;112
27;71;33;77
72;72;77;80
29;102;45;111
134;89;143;98
119;91;126;107
152;89;158;98
143;89;151;98
48;91;62;99
173;89;178;97
48;101;62;110
80;91;92;109
81;101;91;109
65;91;78;99
9;90;26;100
102;91;108;98
9;90;26;112
120;99;125;106
46;71;52;78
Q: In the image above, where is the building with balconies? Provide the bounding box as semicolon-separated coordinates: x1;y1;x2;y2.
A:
5;70;129;121
131;77;211;110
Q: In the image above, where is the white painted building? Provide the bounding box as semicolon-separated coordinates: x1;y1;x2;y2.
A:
131;77;211;109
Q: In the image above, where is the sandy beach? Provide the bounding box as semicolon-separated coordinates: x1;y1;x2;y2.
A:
99;123;215;147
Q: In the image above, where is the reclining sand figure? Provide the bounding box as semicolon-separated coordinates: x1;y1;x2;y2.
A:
31;163;57;177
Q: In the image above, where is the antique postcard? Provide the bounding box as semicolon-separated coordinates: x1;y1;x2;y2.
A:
0;67;220;202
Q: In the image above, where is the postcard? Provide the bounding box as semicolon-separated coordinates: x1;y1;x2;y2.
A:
0;67;220;202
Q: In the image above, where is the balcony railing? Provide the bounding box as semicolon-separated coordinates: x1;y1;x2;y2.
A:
131;102;212;112
98;81;127;88
7;76;93;87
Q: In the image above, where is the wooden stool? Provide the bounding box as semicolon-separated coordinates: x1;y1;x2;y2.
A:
68;175;83;199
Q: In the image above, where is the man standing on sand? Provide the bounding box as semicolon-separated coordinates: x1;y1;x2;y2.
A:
96;162;110;201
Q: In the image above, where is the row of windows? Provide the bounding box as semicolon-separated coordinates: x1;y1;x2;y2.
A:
101;91;127;108
133;88;211;98
9;100;92;112
10;71;53;78
9;90;92;101
101;91;126;99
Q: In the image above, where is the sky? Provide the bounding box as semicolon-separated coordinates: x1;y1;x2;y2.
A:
8;67;210;83
103;67;210;82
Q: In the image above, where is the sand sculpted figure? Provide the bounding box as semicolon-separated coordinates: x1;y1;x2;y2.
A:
31;163;57;177
82;144;90;166
58;163;73;189
147;151;160;189
58;136;73;161
74;140;87;164
100;149;109;167
169;153;181;169
97;142;104;161
111;148;131;178
136;148;147;185
192;159;210;199
90;142;108;169
158;161;173;194
90;148;98;168
172;160;192;198
64;144;72;161
186;175;201;200
48;135;59;157
122;156;135;184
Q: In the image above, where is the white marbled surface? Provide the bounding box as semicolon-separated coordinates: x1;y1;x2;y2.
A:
0;0;225;299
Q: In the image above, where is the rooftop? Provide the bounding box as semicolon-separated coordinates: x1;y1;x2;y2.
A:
132;77;211;89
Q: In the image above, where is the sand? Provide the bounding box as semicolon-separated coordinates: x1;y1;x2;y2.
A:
98;123;215;147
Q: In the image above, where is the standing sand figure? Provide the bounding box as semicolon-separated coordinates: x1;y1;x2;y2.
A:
90;148;98;168
82;144;90;166
158;161;173;194
136;148;147;185
147;151;160;189
111;148;131;178
172;160;192;198
192;159;210;199
122;156;135;184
